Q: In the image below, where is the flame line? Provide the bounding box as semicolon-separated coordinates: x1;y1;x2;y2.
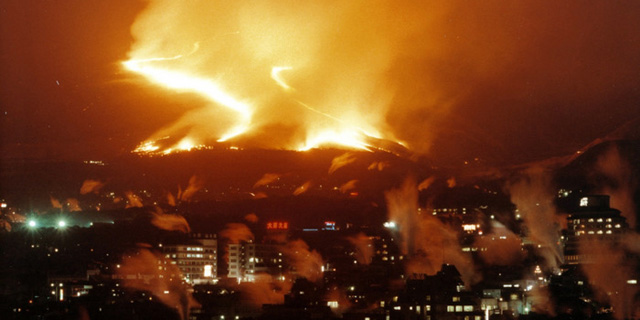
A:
123;43;252;145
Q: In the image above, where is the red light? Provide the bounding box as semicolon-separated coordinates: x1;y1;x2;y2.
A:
267;221;289;230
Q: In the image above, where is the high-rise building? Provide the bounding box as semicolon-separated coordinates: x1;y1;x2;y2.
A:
162;233;218;284
564;195;628;264
228;241;285;282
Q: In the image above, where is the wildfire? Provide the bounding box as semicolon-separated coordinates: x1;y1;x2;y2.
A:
122;2;411;156
298;129;372;152
126;55;390;155
123;57;252;154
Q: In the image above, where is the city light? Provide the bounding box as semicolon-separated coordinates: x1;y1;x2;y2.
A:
383;221;396;229
28;220;37;228
57;220;66;228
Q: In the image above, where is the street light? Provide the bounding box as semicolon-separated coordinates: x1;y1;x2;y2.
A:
28;220;37;228
57;220;66;228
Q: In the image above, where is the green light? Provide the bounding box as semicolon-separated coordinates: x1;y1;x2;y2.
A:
28;220;37;228
57;220;66;228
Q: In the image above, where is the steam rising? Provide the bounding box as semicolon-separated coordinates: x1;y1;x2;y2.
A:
578;238;638;320
117;248;199;320
293;181;312;196
219;223;255;244
474;221;524;266
593;145;637;228
506;166;564;270
150;208;190;233
65;198;82;212
281;239;324;282
386;178;478;285
253;173;281;188
367;161;390;171
329;153;357;174
244;212;259;223
179;175;204;202
347;232;374;265
125;191;144;208
339;179;358;194
80;179;105;195
50;196;62;209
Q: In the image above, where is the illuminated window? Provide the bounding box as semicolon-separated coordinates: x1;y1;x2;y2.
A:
455;305;463;312
452;296;460;302
464;305;474;312
447;306;455;312
580;197;589;207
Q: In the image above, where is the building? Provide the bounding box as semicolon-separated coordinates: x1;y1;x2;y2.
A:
564;195;628;264
227;241;284;282
162;233;218;284
388;264;482;320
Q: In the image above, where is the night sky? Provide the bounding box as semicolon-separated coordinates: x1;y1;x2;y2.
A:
2;0;640;165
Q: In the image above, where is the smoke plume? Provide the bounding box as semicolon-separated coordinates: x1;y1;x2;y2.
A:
124;1;640;159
